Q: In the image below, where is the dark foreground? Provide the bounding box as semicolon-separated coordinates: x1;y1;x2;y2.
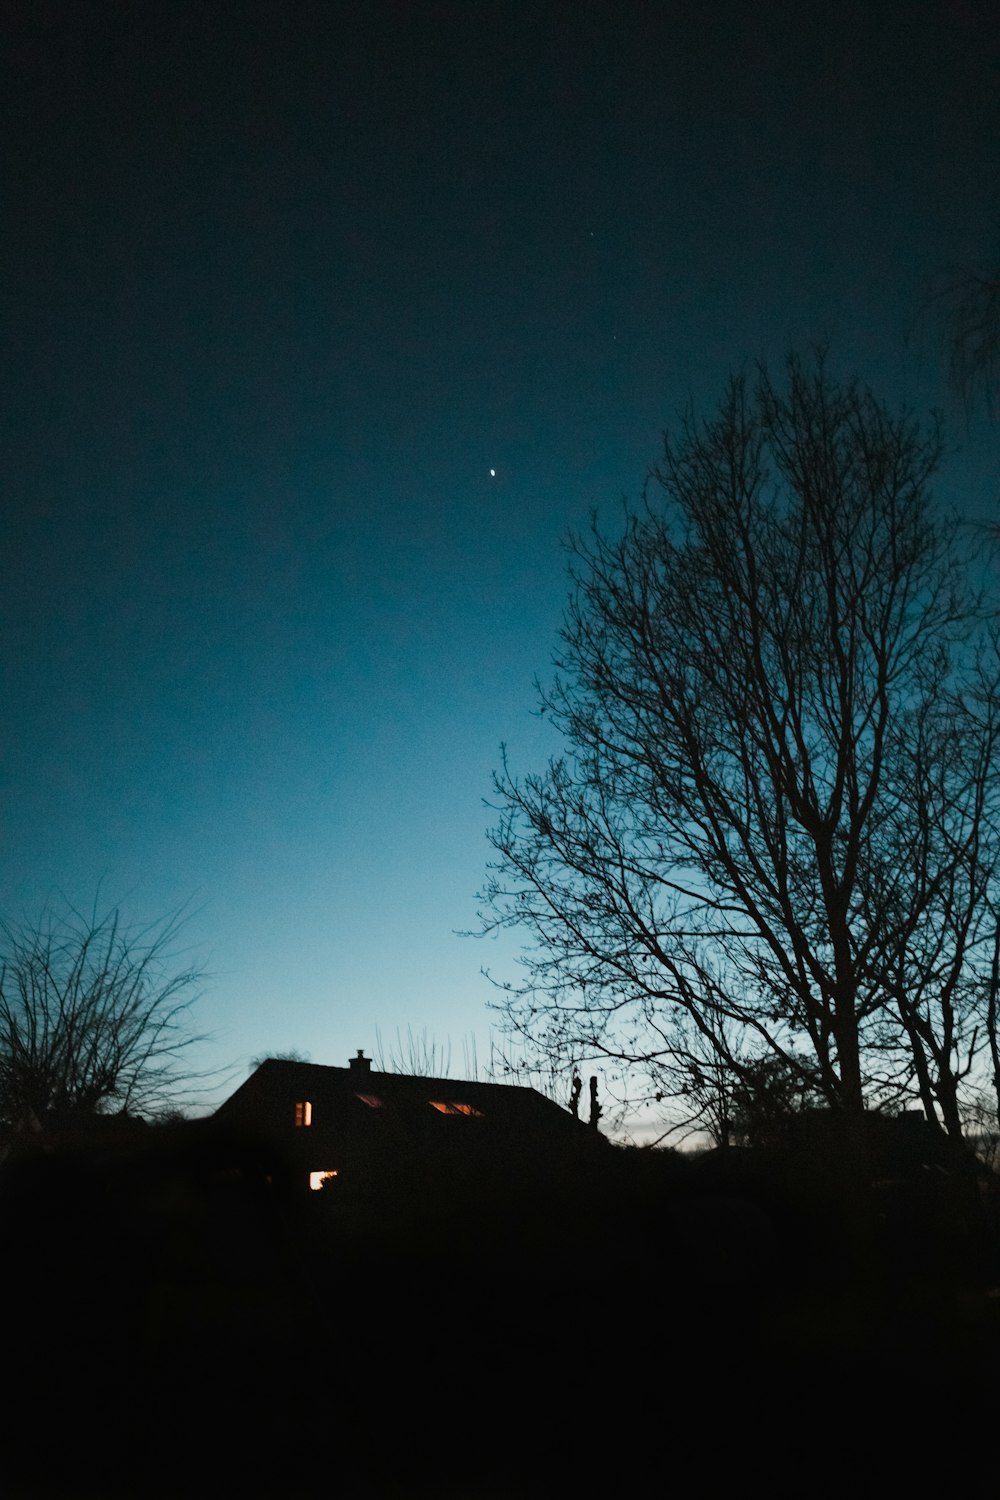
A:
3;1118;1000;1498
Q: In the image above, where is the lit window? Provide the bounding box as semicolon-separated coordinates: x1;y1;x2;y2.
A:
429;1101;484;1116
294;1100;313;1127
309;1170;338;1191
355;1093;384;1108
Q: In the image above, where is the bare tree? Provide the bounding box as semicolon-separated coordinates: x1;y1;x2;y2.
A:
632;1007;817;1149
932;262;1000;419
869;643;1000;1138
248;1049;312;1067
371;1026;456;1077
478;350;1000;1137
727;1053;827;1149
0;895;212;1123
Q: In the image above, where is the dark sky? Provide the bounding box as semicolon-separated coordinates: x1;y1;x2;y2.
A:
3;0;998;1126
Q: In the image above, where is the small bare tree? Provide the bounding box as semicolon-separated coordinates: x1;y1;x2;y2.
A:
0;895;211;1123
371;1026;456;1077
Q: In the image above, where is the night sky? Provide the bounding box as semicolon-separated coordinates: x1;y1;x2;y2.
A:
3;1;998;1130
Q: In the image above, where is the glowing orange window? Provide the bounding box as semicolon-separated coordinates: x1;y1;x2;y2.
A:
429;1101;484;1116
294;1100;313;1127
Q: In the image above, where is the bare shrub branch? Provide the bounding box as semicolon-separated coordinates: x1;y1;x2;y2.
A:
0;895;214;1122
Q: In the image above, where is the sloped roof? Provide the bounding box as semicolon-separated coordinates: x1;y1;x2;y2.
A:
215;1053;589;1139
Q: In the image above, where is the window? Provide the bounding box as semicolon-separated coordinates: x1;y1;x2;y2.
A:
294;1100;312;1127
355;1093;384;1108
429;1101;484;1116
309;1170;338;1191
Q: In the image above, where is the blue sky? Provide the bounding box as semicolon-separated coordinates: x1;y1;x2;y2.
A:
2;0;998;1137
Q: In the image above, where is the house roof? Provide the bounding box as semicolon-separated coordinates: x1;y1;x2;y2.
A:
214;1051;592;1142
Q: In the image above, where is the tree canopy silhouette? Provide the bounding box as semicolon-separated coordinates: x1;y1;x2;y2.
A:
479;351;1000;1140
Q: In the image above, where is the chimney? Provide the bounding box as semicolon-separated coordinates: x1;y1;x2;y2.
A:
349;1049;372;1076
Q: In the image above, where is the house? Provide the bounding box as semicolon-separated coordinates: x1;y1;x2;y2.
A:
212;1049;606;1212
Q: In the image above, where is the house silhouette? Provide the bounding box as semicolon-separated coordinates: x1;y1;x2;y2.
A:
213;1049;605;1212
